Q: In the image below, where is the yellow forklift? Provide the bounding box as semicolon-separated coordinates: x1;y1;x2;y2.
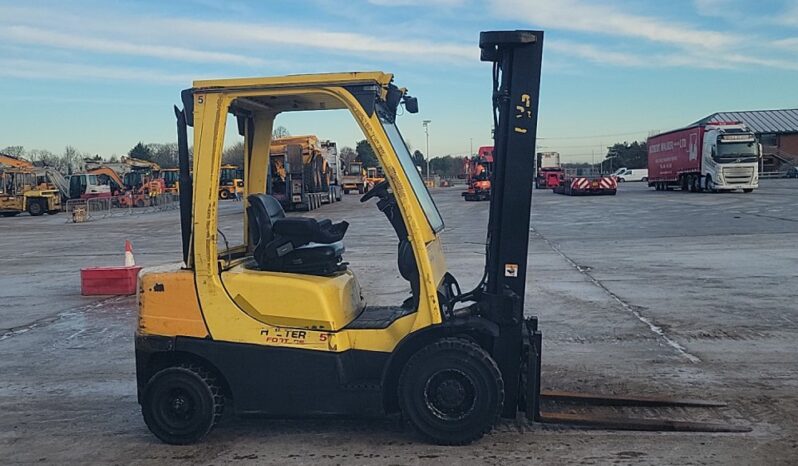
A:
136;30;745;445
0;167;61;217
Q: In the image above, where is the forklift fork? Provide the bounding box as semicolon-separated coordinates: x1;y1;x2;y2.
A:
522;317;750;433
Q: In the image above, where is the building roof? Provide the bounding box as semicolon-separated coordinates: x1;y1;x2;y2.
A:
695;109;798;134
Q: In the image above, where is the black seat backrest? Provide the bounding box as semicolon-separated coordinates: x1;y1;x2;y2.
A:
247;193;285;249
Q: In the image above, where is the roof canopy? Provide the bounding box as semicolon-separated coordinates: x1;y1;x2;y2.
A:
694;109;798;134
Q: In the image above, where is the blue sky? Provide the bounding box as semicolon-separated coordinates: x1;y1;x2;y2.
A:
1;0;796;163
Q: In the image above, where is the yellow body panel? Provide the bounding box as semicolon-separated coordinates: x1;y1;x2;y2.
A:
138;267;208;338
139;72;446;355
220;265;364;331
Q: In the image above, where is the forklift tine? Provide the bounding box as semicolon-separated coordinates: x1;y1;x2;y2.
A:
537;412;751;433
540;390;727;408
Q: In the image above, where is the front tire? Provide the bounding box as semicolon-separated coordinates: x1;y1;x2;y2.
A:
219;189;230;200
141;364;224;445
398;338;503;445
27;200;45;216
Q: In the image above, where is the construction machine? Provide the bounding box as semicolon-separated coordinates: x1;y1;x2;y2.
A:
158;168;181;194
219;164;244;200
0;166;61;216
365;166;386;191
341;161;366;194
267;135;329;210
462;146;493;201
119;157;166;207
135;30;746;446
320;139;344;203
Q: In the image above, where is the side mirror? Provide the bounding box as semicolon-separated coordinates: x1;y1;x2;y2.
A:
403;95;419;114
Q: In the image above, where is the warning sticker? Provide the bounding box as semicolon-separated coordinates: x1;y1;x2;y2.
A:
504;263;519;277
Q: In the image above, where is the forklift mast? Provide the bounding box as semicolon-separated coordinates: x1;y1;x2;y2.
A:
478;30;544;416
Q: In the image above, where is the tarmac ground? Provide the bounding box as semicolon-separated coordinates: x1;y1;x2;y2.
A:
1;179;797;465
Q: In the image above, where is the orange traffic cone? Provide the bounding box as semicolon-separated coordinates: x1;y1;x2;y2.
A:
124;240;135;267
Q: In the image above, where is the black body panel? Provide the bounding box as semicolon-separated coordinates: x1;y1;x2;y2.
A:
136;335;388;417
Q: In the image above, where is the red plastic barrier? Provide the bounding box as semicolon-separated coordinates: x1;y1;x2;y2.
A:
80;266;142;296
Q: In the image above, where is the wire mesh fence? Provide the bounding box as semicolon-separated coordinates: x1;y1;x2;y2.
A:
65;193;178;223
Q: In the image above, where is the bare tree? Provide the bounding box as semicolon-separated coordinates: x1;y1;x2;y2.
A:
223;142;245;167
1;146;25;157
339;146;356;166
272;126;290;139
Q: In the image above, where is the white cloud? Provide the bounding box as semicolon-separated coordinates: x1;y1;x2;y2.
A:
772;37;798;49
492;0;734;50
367;0;464;6
548;40;644;67
0;59;194;84
5;26;270;66
157;18;476;63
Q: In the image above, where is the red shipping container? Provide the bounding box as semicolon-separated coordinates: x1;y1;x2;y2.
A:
81;266;142;296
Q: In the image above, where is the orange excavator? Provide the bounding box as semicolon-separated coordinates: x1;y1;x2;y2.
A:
118;157;166;207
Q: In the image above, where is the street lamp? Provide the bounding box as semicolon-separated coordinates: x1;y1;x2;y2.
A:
423;120;431;180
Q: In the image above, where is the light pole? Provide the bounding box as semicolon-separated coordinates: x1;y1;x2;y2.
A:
470;137;473;158
423;120;431;180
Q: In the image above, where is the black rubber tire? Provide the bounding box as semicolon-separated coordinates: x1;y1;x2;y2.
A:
398;338;503;446
27;200;45;216
641;177;648;182
343;189;349;195
219;189;230;200
141;364;224;445
705;175;714;193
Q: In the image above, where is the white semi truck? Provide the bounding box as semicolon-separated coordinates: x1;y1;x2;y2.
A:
648;122;759;192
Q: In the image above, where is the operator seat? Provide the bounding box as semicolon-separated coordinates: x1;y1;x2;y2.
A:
247;194;348;276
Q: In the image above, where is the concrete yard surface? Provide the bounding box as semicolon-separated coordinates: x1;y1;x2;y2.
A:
1;180;797;464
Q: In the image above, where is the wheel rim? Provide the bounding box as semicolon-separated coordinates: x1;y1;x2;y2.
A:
155;385;201;432
424;369;477;422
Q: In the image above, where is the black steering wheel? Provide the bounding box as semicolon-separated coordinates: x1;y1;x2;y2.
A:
360;180;390;203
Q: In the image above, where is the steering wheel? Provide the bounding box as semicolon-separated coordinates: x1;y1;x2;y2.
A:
360;180;390;203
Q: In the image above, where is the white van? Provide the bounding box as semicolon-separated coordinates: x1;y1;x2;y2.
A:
614;168;648;182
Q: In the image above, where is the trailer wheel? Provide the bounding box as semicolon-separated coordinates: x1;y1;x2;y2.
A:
142;364;224;445
27;199;45;216
398;338;503;445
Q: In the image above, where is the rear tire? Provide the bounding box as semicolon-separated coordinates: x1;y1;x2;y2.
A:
141;364;224;445
219;189;230;200
398;338;503;445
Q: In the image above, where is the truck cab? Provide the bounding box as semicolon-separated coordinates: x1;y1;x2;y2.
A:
701;123;759;192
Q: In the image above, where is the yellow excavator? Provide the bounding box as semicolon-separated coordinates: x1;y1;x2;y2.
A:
135;30;745;446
